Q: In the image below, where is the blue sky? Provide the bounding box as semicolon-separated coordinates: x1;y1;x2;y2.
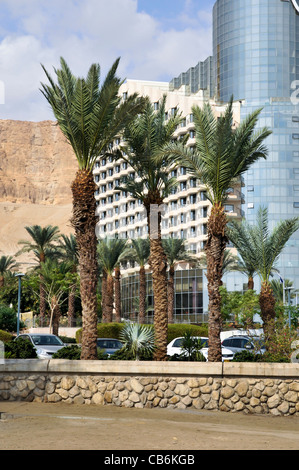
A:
0;0;215;121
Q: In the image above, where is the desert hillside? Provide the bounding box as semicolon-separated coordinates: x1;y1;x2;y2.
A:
0;120;78;269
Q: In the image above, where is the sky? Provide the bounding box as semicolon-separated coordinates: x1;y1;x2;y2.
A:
0;0;215;121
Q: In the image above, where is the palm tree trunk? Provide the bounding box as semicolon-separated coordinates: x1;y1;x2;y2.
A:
168;265;175;324
114;266;121;323
206;204;227;362
146;202;168;361
139;266;146;324
248;276;254;290
106;273;114;323
68;285;76;327
39;279;46;326
259;281;276;340
71;169;98;360
101;270;108;323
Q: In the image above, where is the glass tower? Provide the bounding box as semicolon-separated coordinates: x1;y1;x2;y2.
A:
213;0;299;289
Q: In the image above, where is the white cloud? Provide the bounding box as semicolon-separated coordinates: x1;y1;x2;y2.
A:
0;0;213;121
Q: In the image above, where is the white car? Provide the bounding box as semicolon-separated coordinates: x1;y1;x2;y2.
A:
15;333;65;359
167;336;234;362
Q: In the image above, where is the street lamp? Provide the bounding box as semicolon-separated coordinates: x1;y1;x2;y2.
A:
15;273;25;336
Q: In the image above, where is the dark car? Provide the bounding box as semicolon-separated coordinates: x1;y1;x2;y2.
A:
221;335;265;357
96;338;123;356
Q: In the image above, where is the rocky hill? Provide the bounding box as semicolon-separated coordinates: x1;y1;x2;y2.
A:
0;120;78;268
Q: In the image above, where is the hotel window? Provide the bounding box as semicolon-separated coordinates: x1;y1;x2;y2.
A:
154;102;159;111
189;130;195;139
101;158;106;166
190;226;196;236
108;182;114;190
180;197;187;206
95;175;100;182
108;168;113;176
292;116;299;122
180;181;187;191
101;171;106;179
247;185;254;191
294;203;299;208
224;204;234;213
200;191;208;201
101;185;106;193
189;194;197;204
190;210;196;221
95;161;100;168
122;162;128;169
180;167;187;175
189;178;197;188
115;165;120;173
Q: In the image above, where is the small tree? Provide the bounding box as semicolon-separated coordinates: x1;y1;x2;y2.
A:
119;322;155;360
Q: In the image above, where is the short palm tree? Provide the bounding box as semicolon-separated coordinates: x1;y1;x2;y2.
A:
122;238;150;324
40;57;145;359
160;98;271;361
119;322;155;360
115;96;182;360
0;256;19;287
228;207;299;337
17;225;60;323
58;234;79;326
162;238;198;323
97;237;128;323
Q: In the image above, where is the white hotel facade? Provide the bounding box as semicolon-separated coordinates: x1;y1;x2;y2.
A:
93;75;244;323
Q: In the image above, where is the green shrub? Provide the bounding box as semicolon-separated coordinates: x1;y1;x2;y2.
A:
109;347;153;361
232;350;259;362
0;329;14;343
76;323;125;343
52;345;82;360
59;335;76;344
4;338;37;359
167;324;208;343
0;304;25;332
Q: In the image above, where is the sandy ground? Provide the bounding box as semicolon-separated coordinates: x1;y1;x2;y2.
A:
0;401;298;451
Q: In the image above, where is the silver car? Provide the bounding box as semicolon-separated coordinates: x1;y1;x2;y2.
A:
16;333;65;359
221;335;265;357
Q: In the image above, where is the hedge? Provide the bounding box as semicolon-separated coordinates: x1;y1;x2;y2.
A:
0;329;14;343
75;323;209;344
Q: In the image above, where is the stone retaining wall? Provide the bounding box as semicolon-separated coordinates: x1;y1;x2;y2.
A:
0;360;299;416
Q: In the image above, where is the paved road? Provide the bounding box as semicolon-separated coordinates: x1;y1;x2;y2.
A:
1;401;299;451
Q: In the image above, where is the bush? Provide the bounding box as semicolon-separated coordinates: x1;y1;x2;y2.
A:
52;345;82;360
4;338;37;359
0;304;25;332
232;350;259;362
0;329;14;343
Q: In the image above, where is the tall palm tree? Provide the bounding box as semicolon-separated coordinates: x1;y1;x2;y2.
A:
97;237;128;323
228;207;299;337
162;238;198;323
58;234;79;326
123;238;150;323
0;256;19;287
160;98;271;361
17;225;60;324
40;57;145;359
115;96;182;360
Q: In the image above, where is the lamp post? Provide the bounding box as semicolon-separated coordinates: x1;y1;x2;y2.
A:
15;273;24;336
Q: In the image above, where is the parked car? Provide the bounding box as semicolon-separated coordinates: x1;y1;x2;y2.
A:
15;333;65;359
96;338;123;356
221;335;266;357
167;336;234;362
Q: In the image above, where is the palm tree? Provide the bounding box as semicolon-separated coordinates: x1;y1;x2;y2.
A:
17;225;60;324
115;96;182;360
0;256;19;287
162;238;198;323
228;207;299;337
58;234;79;326
40;57;145;359
97;237;128;323
122;238;150;323
160;98;271;361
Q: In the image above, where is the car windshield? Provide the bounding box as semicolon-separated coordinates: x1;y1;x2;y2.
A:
31;335;64;346
97;339;122;349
